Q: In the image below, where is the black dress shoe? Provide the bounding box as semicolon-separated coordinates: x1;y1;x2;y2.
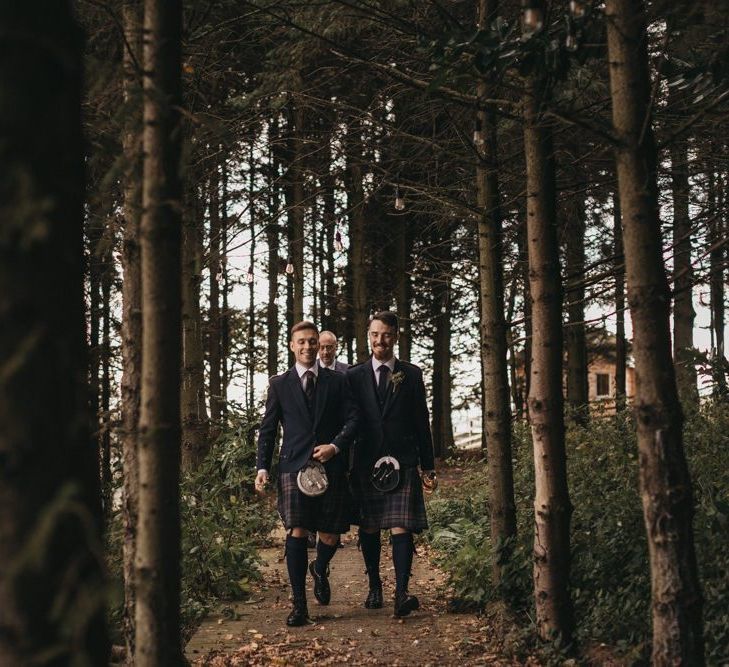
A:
286;602;310;627
394;591;420;617
309;561;331;605
364;584;383;609
307;533;317;549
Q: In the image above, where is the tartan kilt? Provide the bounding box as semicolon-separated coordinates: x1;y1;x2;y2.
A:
354;467;428;534
277;468;352;534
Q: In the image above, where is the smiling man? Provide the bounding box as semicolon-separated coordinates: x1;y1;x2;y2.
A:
256;321;358;626
317;330;349;373
347;311;436;617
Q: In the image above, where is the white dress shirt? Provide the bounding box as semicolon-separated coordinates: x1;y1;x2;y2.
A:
371;356;396;386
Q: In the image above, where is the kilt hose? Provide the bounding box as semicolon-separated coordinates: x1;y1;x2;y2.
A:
277;468;352;534
354;467;428;534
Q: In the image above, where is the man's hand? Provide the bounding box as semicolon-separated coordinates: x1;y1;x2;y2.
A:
312;444;337;463
421;469;438;494
255;470;269;493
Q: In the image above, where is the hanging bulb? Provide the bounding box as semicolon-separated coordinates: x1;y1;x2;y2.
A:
334;229;344;252
285;261;294;275
440;305;447;314
324;307;331;316
521;6;544;38
569;0;586;19
246;267;254;284
565;32;578;51
394;186;405;211
473;116;485;146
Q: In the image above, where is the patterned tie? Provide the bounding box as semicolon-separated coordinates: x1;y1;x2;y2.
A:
303;370;316;408
377;365;390;405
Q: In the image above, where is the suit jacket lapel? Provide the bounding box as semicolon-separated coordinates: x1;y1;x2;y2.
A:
286;368;312;425
313;368;329;428
382;360;403;417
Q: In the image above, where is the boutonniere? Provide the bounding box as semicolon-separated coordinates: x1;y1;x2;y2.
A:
391;370;405;393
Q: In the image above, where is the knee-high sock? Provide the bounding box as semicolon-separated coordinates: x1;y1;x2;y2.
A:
286;535;309;602
359;530;381;587
391;532;414;594
314;539;338;575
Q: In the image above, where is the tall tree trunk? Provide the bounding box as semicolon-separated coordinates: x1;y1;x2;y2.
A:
606;1;705;662
475;0;517;587
221;159;230;418
101;239;113;515
134;0;183;663
247;143;256;410
564;165;588;422
669;104;697;408
709;165;726;396
522;27;574;641
88;210;102;493
613;190;627;408
431;237;455;459
395;214;412;361
208;166;223;426
267;117;281;377
345;124;369;361
518;215;532;410
0;4;108;662
181;179;210;471
120;0;142;657
286;101;305;324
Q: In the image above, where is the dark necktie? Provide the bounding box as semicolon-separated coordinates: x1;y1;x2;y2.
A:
377;365;390;405
303;370;315;408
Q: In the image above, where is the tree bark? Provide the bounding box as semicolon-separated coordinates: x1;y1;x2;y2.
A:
345;123;370;361
101;239;113;514
0;4;108;662
430;236;455;459
267;117;282;377
709;164;726;396
120;0;142;657
181;178;210;471
669;105;697;408
286;101;305;325
605;1;705;662
208;166;223;425
394;215;412;361
613;190;627;408
475;0;517;587
563;162;588;421
134;0;183;663
522;28;574;641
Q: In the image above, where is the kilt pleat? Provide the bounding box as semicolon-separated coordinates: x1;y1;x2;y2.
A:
277;469;352;534
354;467;428;533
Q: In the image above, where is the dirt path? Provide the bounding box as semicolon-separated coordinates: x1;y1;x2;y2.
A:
186;528;518;666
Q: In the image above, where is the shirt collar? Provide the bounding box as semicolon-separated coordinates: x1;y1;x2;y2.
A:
318;358;336;371
295;362;318;379
371;356;396;374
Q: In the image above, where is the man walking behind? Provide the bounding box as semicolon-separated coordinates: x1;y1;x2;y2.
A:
256;321;358;626
317;330;349;373
347;311;437;617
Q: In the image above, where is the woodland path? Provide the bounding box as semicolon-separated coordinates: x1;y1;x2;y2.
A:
186;521;523;666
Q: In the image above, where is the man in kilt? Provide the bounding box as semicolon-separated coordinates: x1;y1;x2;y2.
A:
347;311;437;617
255;321;358;626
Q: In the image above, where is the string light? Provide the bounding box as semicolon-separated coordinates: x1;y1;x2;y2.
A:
473;117;484;146
324;307;331;316
566;32;578;51
394;186;405;211
246;267;254;284
334;228;344;252
521;1;543;38
285;261;294;275
569;0;587;19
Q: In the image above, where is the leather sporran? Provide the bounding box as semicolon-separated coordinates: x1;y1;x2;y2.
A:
370;455;401;493
297;460;329;497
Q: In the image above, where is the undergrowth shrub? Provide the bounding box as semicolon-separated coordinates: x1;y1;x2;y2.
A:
427;401;729;664
107;409;277;639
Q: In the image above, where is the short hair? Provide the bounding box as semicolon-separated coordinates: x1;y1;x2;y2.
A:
290;320;319;339
369;311;398;331
319;330;338;341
